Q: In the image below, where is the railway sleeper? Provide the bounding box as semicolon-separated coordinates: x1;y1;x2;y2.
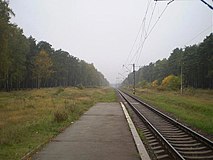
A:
156;154;170;160
168;139;197;144
172;142;202;147
175;146;207;151
142;130;151;134
161;132;187;137
152;146;163;150
179;149;213;155
145;133;154;137
150;142;160;147
158;127;180;131
148;139;158;143
163;134;189;138
152;147;172;160
154;149;166;155
184;155;213;160
139;128;149;132
160;130;184;134
149;119;166;122
166;137;193;141
146;136;156;141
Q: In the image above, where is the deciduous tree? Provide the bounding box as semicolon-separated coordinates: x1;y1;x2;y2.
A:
33;50;53;88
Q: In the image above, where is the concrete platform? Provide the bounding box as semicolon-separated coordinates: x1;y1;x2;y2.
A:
32;103;140;160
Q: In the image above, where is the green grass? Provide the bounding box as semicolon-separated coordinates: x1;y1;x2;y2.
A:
0;87;116;160
137;128;145;140
134;88;213;135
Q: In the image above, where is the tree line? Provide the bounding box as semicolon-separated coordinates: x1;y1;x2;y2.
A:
0;1;109;91
123;33;213;89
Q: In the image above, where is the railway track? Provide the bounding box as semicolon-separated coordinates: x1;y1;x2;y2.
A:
117;90;213;160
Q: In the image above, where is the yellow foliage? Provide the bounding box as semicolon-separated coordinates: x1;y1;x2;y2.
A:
162;75;174;87
34;50;53;78
151;80;158;88
161;75;180;90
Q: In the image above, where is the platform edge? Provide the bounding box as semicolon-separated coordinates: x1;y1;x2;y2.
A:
120;102;151;160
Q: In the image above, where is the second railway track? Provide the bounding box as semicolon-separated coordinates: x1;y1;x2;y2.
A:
117;89;213;160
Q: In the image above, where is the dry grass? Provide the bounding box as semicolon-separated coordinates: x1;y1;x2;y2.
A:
0;87;116;160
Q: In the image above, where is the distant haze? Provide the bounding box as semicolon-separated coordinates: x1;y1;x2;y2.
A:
10;0;212;84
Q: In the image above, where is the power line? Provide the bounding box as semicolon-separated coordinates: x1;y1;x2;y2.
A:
200;0;213;10
135;1;173;64
146;1;172;38
147;1;157;34
124;19;145;66
120;0;212;86
129;1;154;64
135;1;158;64
155;0;213;10
121;0;173;82
125;0;152;66
185;25;212;45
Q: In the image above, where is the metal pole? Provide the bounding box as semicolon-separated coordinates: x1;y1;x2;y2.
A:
181;64;183;94
133;64;136;94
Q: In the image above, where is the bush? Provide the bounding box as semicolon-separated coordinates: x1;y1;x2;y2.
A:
157;86;165;91
54;87;64;95
161;75;180;90
66;104;76;112
64;100;77;112
76;84;84;90
54;110;68;122
151;80;159;88
137;80;150;88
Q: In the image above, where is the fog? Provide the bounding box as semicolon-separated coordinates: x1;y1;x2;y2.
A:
10;0;212;83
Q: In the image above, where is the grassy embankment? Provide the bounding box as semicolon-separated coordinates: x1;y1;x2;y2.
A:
0;87;116;160
134;88;213;136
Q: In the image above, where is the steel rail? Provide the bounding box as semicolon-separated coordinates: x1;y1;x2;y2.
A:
118;89;185;160
117;89;213;160
122;90;213;149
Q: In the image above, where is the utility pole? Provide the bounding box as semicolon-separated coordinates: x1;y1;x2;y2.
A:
133;64;136;94
180;64;183;95
122;64;137;94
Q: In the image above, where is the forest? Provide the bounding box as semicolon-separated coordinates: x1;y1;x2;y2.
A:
0;1;109;91
123;33;213;89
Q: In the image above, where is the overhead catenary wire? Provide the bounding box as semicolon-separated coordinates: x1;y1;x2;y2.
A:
120;0;173;82
185;25;213;45
155;0;213;10
200;0;213;10
119;0;211;85
124;18;146;67
128;0;154;65
147;1;157;36
135;1;158;64
143;0;153;36
124;0;152;68
146;0;173;39
135;0;174;64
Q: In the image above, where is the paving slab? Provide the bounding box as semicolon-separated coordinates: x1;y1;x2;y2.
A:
32;103;140;160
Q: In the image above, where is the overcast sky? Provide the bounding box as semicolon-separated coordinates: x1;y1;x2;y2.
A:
9;0;212;84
